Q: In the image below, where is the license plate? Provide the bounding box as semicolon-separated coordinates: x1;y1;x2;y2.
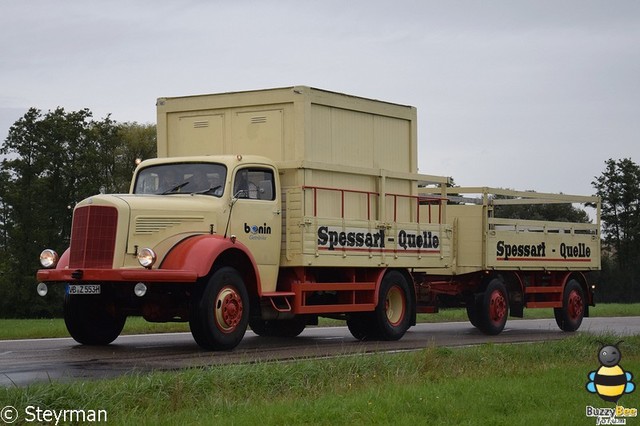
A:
67;284;101;295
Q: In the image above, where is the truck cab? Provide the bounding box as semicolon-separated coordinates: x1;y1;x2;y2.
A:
130;155;282;290
37;155;282;350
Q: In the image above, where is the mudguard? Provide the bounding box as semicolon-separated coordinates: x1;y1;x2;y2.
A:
160;234;260;280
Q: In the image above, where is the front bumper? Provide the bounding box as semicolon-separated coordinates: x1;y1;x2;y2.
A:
37;268;198;283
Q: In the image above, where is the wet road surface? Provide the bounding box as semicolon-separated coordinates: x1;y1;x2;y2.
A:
1;316;638;387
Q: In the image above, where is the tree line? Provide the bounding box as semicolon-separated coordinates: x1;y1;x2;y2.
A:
0;108;638;317
0;108;155;317
592;158;640;302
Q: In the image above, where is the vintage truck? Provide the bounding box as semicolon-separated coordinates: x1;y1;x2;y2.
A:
36;86;600;350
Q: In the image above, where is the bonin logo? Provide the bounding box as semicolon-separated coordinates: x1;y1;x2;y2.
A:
244;223;271;240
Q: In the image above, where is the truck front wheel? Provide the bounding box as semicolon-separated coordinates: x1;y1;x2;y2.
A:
554;280;585;332
64;294;126;345
190;267;249;350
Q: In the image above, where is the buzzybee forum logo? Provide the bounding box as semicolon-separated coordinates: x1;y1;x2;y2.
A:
585;341;637;424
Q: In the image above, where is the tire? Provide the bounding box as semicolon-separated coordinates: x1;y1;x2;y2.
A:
347;312;378;341
477;279;509;335
466;296;482;329
64;294;126;345
372;271;412;341
249;316;307;338
189;267;249;350
554;280;585;332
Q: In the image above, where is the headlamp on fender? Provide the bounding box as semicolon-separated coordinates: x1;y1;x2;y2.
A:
137;247;157;269
39;249;59;268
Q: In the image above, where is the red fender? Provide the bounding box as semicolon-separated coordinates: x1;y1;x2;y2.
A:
372;268;388;301
160;234;260;282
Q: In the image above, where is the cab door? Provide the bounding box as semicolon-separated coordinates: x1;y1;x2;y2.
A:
229;165;281;292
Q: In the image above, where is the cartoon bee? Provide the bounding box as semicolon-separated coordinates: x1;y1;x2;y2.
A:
586;341;635;403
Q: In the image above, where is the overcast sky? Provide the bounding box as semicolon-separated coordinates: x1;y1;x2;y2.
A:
1;0;638;198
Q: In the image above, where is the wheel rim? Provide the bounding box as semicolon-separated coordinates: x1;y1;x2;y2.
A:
385;285;406;326
567;289;584;320
214;286;244;333
489;289;507;325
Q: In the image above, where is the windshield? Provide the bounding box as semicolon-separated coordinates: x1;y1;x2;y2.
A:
133;163;227;196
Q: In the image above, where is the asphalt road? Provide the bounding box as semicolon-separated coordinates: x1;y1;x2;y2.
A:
1;316;639;387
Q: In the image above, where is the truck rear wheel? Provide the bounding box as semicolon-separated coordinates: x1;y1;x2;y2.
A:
190;267;249;350
477;279;509;335
373;270;412;341
554;280;585;332
64;294;126;345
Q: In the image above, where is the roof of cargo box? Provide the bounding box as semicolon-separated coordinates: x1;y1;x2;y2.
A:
156;86;420;174
157;85;414;109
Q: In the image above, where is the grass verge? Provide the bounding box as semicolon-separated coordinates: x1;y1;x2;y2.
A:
1;334;638;425
0;303;637;340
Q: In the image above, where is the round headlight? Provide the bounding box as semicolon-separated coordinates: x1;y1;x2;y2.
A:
39;249;59;268
137;247;157;269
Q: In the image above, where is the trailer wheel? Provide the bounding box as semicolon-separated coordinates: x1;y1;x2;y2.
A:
466;296;482;328
64;294;126;345
249;316;307;338
372;271;412;341
478;279;509;335
190;267;249;350
554;280;585;332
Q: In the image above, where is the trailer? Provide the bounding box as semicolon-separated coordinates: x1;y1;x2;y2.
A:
36;86;600;350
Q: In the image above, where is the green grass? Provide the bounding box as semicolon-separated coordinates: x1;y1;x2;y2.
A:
2;334;638;425
1;303;637;340
0;317;190;340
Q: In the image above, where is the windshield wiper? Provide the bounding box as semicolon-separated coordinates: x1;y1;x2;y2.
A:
193;185;222;196
161;181;190;195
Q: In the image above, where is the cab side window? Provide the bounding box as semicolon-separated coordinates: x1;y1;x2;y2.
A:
233;168;275;201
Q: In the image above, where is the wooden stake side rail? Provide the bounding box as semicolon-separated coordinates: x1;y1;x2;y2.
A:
302;185;446;225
